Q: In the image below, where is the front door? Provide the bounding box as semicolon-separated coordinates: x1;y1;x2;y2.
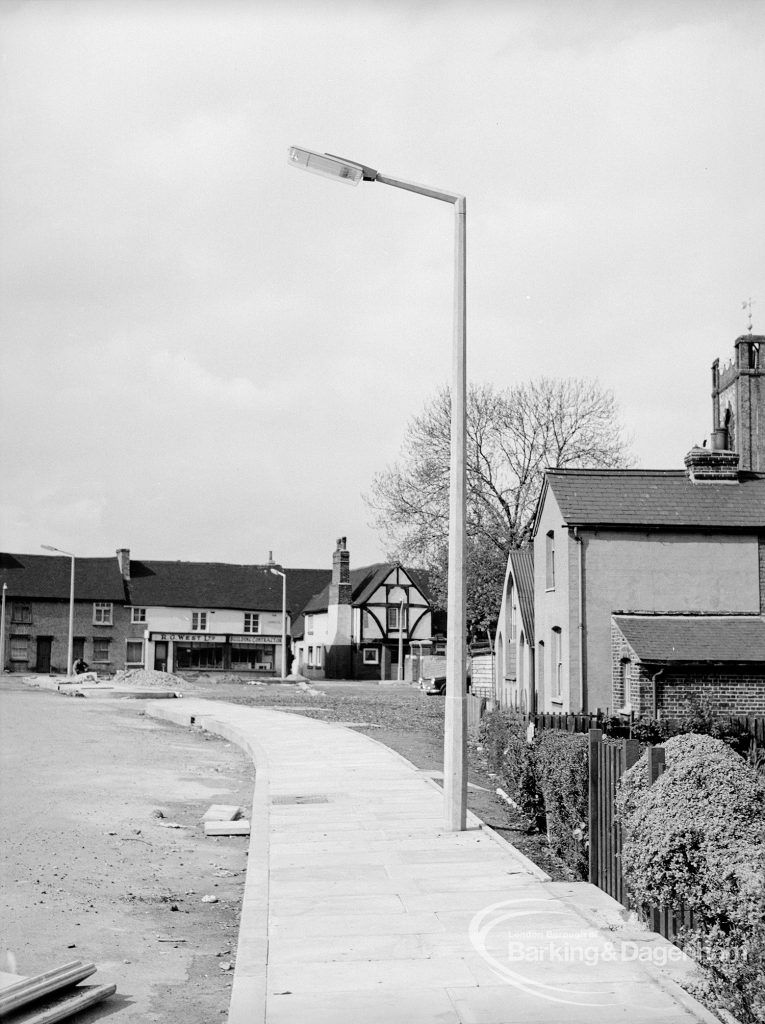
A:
36;637;52;673
154;641;168;671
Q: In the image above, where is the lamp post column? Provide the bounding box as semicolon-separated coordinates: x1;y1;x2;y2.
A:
444;196;467;832
66;555;75;677
280;572;287;678
0;582;7;673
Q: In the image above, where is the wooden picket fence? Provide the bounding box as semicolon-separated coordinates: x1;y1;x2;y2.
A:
588;729;697;943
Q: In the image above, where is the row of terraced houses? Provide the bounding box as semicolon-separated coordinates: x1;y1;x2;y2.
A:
2;333;764;715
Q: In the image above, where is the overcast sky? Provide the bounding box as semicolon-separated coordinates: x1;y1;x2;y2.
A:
1;0;763;571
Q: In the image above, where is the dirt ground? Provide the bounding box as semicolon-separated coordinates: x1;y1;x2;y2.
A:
0;678;255;1023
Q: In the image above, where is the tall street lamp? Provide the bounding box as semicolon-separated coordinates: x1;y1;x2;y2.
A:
41;545;76;677
288;147;467;830
269;566;288;679
0;582;7;673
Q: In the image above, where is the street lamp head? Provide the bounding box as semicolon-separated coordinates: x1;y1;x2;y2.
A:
41;544;58;552
288;146;377;186
269;567;285;578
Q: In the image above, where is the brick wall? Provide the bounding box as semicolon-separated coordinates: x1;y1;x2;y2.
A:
656;668;765;717
4;598;132;674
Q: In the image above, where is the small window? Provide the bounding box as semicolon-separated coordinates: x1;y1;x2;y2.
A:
11;604;32;624
126;640;144;664
551;627;562;697
510;599;516;641
93;602;113;625
537;640;545;691
306;615;313;635
314;646;323;669
93;638;111;662
10;636;28;661
363;648;379;664
192;611;207;631
545;532;555;590
387;606;400;630
131;607;146;623
307;646;314;667
243;612;260;634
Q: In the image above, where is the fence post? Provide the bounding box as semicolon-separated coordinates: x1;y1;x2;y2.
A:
648;745;665;785
588;728;602;885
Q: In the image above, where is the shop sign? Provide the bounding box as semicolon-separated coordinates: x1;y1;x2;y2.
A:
151;632;226;643
229;634;281;644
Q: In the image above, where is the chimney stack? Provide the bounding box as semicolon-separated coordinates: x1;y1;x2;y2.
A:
329;537;351;606
115;548;131;581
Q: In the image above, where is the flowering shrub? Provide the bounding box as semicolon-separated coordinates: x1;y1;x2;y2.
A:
615;732;765;1022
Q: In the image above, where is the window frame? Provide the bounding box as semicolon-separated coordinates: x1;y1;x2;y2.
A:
11;604;32;624
545;531;555;590
551;626;562;698
9;635;29;661
191;611;208;631
126;639;144;665
386;605;400;631
92;637;111;663
131;607;146;624
93;601;113;626
363;647;380;665
243;612;260;635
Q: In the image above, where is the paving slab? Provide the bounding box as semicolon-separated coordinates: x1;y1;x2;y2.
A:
145;698;720;1024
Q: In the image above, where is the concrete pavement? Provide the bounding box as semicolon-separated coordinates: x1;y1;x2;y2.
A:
146;698;719;1024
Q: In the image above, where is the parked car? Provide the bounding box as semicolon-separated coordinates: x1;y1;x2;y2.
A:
425;675;471;696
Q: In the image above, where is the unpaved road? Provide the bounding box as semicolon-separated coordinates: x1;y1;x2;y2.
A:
0;678;255;1022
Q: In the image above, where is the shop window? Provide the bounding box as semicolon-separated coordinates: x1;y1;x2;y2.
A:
93;638;111;662
93;602;113;625
10;636;28;661
131;607;146;623
363;648;379;665
244;612;260;634
545;532;555;590
126;640;144;664
11;604;32;623
192;611;207;631
175;642;224;670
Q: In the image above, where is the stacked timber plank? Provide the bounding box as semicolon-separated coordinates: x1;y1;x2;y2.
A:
0;960;115;1023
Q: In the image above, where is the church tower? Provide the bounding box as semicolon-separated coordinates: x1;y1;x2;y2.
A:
711;334;765;472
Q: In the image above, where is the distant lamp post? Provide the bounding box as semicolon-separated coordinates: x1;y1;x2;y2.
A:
41;545;75;677
269;567;288;678
0;582;7;673
288;147;467;830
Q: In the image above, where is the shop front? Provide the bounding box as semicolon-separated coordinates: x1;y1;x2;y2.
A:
148;632;282;675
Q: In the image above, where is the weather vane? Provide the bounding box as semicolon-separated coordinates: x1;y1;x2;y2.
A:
742;297;755;333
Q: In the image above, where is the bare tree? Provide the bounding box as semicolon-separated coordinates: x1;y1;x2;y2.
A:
365;378;631;632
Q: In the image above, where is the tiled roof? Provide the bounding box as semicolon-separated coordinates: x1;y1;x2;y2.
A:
127;560;286;611
540;469;765;530
302;564;387;615
0;553;127;601
613;614;765;663
286;569;332;619
302;563;433;615
509;546;534;643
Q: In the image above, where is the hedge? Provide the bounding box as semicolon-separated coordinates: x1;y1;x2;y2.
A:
615;733;765;1023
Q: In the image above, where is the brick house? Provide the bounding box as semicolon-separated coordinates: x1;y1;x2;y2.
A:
292;537;435;680
0;552;129;674
494;332;765;717
611;614;765;717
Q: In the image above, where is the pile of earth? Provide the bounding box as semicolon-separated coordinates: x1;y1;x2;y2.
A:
110;668;186;689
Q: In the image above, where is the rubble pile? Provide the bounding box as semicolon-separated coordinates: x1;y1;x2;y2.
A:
111;668;185;689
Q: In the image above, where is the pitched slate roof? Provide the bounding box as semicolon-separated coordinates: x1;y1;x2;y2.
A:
509;546;534;644
286;569;332;619
0;553;127;601
613;614;765;663
127;560;286;611
538;469;765;531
